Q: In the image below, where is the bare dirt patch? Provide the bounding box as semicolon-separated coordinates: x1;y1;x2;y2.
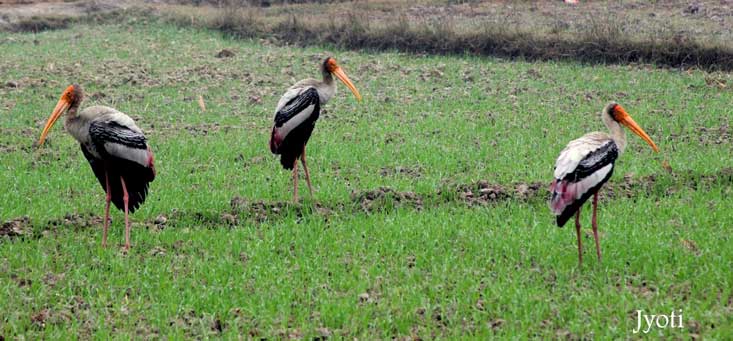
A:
215;48;235;58
603;168;733;200
668;123;732;146
18;169;733;237
0;0;131;32
230;196;292;223
47;212;103;229
164;1;733;71
350;187;423;213
453;181;544;206
1;216;31;238
449;168;733;206
168;310;225;338
379;165;422;178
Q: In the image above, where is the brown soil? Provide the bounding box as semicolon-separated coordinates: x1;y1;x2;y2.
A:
169;310;225;338
215;48;235;58
668;123;732;146
451;168;733;206
47;212;103;229
0;0;131;32
350;187;423;213
230;196;292;223
11;169;731;235
379;165;422;178
1;216;31;238
454;180;545;206
170;1;733;71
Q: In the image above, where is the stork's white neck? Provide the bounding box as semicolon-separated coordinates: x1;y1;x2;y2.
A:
602;109;627;155
316;77;336;104
64;113;89;144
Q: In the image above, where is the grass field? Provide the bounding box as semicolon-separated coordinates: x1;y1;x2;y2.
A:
1;19;732;338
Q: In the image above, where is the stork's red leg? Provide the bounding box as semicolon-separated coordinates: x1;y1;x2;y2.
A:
102;170;111;248
300;145;314;197
592;192;602;263
292;161;299;203
575;208;583;267
120;176;131;250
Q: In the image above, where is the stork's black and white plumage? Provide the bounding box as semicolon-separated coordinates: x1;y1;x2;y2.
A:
549;102;659;266
269;57;362;202
38;84;155;250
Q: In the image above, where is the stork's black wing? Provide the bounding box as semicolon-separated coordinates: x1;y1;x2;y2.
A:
270;87;321;169
87;120;155;213
562;141;619;182
273;87;320;127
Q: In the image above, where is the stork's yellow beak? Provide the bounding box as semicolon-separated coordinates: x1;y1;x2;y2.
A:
332;66;362;102
614;106;659;152
38;96;70;146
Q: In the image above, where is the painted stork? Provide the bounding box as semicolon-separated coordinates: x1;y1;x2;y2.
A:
549;102;659;266
38;84;155;250
269;57;362;202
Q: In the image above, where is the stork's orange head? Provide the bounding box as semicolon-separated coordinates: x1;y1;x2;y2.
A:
323;57;339;73
38;84;83;146
321;56;362;102
607;102;659;152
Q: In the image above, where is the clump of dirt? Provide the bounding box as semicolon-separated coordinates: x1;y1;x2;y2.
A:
350;187;423;212
30;309;51;328
603;168;733;200
42;272;65;288
697;124;731;146
457;181;508;206
601;174;656;200
215;48;235;58
153;214;168;228
0;143;18;153
230;196;292;223
454;180;545;206
30;306;73;329
668;124;731;146
379;165;422;178
10;273;32;287
169;310;225;338
181;122;231;136
167;210;223;227
680;238;701;256
513;182;544;201
148;246;167;257
1;216;31;238
47;213;103;229
220;212;238;226
614;274;657;299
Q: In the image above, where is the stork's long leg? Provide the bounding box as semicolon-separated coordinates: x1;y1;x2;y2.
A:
102;170;111;248
120;176;131;250
592;192;602;263
300;145;314;197
292;161;299;203
575;208;583;267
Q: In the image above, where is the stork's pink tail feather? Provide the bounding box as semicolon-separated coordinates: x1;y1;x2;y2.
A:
549;179;577;215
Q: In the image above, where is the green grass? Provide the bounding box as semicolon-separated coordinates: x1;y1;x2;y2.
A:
1;19;732;338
